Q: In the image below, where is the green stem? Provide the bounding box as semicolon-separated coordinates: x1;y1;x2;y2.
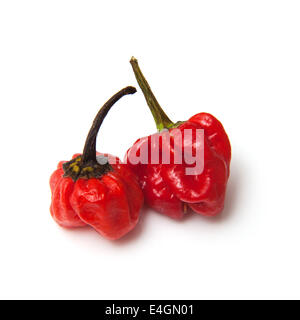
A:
130;57;174;131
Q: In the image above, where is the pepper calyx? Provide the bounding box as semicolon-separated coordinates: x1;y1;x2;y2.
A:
165;120;185;130
63;155;112;181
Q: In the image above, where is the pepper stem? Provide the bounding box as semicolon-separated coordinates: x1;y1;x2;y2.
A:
63;87;136;181
130;57;174;131
82;86;137;164
63;86;137;181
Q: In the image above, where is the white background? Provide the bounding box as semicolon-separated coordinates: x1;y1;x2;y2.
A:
0;0;300;300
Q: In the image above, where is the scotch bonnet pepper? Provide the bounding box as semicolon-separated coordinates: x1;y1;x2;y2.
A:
125;58;231;219
50;86;144;240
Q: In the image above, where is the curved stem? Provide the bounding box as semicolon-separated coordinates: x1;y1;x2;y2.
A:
130;57;174;131
81;86;136;164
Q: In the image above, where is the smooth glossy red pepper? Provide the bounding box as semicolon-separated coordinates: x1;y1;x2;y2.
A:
125;58;231;219
50;86;144;240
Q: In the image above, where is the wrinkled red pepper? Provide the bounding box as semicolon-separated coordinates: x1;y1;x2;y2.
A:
50;86;144;240
125;58;231;219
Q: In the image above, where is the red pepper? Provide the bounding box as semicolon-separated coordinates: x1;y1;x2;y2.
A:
50;86;144;240
125;58;231;219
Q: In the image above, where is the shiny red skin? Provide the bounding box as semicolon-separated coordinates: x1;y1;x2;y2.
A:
125;113;231;219
50;153;144;240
